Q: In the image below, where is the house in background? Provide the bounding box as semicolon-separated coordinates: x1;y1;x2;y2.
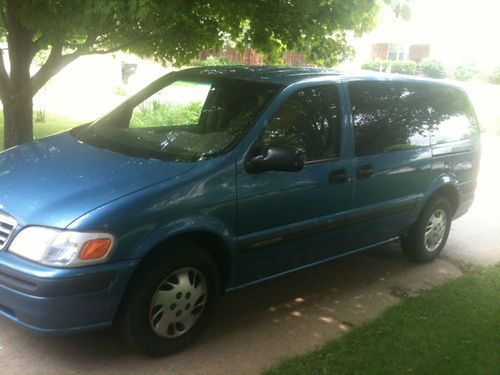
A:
347;0;499;71
346;5;435;69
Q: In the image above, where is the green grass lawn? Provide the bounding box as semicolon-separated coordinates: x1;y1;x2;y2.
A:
0;111;81;151
264;265;500;375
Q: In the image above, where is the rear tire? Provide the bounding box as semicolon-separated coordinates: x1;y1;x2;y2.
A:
116;241;220;356
401;196;452;262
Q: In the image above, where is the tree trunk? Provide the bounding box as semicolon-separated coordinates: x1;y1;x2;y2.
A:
0;0;36;150
2;96;33;149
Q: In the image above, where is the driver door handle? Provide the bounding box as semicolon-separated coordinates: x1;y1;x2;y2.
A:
329;168;349;185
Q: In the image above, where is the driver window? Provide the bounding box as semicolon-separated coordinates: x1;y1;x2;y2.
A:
260;85;340;161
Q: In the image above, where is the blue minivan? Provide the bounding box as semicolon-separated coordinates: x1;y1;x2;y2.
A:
0;67;480;355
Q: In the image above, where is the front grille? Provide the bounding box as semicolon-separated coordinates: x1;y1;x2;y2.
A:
0;212;17;251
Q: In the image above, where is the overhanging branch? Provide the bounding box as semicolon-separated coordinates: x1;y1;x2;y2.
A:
19;37;145;99
19;43;79;98
78;37;145;56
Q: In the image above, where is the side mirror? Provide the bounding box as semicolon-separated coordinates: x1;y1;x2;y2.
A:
246;145;305;173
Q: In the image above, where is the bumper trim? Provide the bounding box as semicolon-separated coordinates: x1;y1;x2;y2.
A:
0;303;113;335
0;264;117;297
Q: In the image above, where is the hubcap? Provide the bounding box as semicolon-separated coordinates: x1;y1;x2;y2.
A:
149;267;207;338
424;208;447;252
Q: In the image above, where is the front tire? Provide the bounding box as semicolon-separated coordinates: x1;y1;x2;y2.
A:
117;241;220;356
401;196;452;262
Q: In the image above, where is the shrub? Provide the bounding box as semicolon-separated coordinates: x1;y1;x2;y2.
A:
362;60;417;75
419;59;446;78
34;109;46;122
111;86;128;96
390;60;417;75
361;60;383;72
454;63;478;81
131;101;203;128
489;67;500;85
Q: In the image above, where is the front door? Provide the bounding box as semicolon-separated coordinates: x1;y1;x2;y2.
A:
236;84;352;285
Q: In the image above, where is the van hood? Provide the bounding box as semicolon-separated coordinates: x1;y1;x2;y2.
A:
0;132;195;228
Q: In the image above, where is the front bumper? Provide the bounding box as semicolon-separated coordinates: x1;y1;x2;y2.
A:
0;251;139;334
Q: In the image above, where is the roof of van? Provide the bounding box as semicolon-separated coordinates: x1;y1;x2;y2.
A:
177;66;455;87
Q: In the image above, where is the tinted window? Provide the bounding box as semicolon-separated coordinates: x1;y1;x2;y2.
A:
260;86;340;161
349;81;430;156
427;86;479;145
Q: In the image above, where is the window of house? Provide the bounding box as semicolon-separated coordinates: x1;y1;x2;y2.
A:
259;86;340;161
387;44;408;61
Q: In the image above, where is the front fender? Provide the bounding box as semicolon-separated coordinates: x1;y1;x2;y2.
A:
130;214;240;286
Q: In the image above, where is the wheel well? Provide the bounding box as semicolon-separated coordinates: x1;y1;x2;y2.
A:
137;231;232;293
428;185;459;215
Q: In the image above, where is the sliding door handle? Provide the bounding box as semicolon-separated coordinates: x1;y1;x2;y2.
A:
357;164;374;179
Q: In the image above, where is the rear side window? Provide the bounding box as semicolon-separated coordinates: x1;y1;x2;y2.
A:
426;86;479;145
260;85;340;161
349;81;430;156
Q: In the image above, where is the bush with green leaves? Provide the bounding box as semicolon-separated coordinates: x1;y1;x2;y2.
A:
420;59;446;78
361;60;384;72
390;60;417;75
362;59;417;75
111;86;128;96
131;101;203;128
454;63;478;81
489;67;500;85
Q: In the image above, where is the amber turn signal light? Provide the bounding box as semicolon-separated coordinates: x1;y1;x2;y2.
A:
79;238;113;260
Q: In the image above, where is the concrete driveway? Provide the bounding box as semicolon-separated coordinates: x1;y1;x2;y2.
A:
1;136;498;375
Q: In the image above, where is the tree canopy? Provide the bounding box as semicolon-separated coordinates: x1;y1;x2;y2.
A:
0;0;407;148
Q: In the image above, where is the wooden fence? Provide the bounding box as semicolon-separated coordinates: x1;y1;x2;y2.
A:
198;48;306;66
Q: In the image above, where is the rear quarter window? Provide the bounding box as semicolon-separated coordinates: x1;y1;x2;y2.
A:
426;85;480;145
348;81;431;157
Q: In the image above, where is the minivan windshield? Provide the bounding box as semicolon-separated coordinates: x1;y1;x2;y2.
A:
76;76;279;162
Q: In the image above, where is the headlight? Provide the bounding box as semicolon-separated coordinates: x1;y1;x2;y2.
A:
8;226;115;267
